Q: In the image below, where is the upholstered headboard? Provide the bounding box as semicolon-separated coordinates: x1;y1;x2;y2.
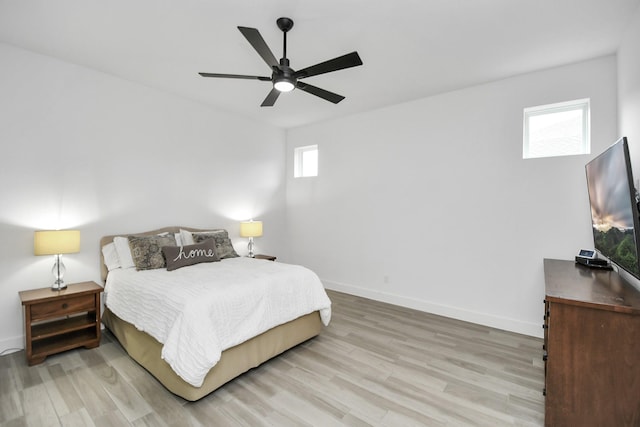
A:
99;226;209;283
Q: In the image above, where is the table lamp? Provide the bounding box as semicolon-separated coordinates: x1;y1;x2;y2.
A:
239;220;263;258
34;230;81;290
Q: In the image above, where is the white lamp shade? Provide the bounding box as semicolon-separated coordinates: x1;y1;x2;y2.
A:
239;221;263;238
34;230;81;255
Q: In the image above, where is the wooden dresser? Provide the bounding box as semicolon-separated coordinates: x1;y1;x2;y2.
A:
543;259;640;426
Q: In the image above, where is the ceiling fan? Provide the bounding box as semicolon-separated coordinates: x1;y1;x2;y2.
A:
199;17;363;107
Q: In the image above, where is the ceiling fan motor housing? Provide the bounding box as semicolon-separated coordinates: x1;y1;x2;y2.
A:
273;58;296;91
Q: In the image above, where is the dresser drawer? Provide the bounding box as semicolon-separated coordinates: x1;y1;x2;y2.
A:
30;294;96;320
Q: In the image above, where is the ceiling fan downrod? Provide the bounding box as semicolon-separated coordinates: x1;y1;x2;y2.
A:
277;17;294;64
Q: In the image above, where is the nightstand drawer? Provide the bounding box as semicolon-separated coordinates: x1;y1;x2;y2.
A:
30;295;96;320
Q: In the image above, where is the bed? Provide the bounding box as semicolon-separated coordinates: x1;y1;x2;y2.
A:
99;226;330;401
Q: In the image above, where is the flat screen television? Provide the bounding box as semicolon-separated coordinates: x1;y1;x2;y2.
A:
585;136;640;279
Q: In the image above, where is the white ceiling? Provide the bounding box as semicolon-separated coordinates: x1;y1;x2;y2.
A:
1;0;639;129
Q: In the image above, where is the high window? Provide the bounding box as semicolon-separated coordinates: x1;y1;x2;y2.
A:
523;98;590;159
294;145;318;177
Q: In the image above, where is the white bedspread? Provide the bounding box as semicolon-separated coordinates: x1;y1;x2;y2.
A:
104;257;331;387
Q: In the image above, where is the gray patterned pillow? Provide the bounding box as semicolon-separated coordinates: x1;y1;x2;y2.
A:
192;230;239;259
128;234;177;270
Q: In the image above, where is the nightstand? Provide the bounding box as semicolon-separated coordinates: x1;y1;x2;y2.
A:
19;281;102;365
254;254;276;261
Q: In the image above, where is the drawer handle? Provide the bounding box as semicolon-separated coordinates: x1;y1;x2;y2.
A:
62;303;68;309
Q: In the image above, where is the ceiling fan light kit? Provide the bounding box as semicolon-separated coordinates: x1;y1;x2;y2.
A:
199;17;362;106
274;78;295;92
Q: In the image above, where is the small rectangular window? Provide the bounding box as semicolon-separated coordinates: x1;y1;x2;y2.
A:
523;98;590;159
294;145;318;177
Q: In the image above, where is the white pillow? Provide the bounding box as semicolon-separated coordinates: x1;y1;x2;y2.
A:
113;236;136;269
174;232;183;247
180;229;195;246
101;242;121;271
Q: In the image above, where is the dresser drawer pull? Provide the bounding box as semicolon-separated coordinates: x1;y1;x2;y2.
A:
62;303;68;309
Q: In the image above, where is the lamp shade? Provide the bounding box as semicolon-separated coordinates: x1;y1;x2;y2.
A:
34;230;81;255
239;221;263;238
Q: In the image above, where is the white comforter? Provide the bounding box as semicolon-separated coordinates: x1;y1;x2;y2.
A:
104;257;331;387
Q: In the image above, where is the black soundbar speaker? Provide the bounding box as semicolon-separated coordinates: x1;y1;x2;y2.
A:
575;256;612;269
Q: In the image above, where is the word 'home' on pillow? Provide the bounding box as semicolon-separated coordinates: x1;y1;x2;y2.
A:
162;239;220;271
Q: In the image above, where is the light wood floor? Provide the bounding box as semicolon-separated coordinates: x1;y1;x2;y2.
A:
0;290;545;426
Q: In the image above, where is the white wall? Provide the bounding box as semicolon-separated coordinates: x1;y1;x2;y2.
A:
0;43;286;353
619;5;640;167
286;56;618;337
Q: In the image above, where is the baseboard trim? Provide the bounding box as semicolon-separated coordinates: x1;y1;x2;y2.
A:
0;336;24;356
323;279;543;338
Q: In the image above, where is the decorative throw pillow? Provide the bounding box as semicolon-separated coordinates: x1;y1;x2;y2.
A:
128;234;177;270
162;239;220;271
192;230;239;259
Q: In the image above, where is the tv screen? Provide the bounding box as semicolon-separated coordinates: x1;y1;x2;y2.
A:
585;137;640;279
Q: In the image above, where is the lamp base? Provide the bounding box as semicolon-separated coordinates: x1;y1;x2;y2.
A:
51;280;67;291
247;237;255;258
51;254;67;291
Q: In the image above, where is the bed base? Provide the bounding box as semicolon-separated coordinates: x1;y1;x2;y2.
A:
102;308;323;401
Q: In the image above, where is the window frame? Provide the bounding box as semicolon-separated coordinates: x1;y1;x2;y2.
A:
523;98;590;159
293;144;318;178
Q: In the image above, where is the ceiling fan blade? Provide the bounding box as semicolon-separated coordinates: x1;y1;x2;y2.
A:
294;51;363;79
296;81;345;104
261;88;281;107
238;26;279;69
199;72;271;81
